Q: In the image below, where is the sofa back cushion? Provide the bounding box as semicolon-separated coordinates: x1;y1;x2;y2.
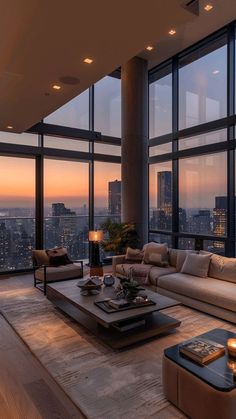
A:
143;242;168;264
209;254;236;283
125;247;144;263
176;249;197;271
181;253;211;278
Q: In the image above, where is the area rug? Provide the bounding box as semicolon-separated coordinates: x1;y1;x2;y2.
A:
0;278;235;419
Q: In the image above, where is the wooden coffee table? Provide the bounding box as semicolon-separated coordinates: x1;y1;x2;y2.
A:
47;279;181;349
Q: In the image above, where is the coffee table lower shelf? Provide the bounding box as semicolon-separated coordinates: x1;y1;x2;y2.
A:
47;287;180;349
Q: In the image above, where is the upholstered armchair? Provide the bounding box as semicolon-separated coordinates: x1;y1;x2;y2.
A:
32;249;83;295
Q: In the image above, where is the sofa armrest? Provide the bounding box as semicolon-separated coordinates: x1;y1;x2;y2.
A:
112;254;126;276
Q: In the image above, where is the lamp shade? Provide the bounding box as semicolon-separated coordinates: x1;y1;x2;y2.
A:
88;230;104;242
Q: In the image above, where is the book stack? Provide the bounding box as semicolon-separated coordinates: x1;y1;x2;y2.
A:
180;338;225;364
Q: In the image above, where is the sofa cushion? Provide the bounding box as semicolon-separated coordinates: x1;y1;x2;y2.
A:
209;254;236;284
35;263;82;282
125;247;144;263
158;273;236;312
116;263;153;285
143;242;168;264
149;266;177;286
176;250;196;272
148;253;169;267
181;253;211;278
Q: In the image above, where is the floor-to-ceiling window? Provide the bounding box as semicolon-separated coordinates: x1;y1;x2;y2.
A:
0;74;121;273
149;23;235;256
0;156;35;271
44;159;89;260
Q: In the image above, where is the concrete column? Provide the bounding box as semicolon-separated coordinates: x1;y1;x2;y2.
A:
121;56;148;246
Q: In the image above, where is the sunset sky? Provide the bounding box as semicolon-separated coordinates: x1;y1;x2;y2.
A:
0;153;228;211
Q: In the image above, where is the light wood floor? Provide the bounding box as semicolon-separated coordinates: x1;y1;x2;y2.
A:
0;293;85;418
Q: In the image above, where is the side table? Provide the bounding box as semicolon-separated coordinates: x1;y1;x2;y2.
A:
163;328;236;419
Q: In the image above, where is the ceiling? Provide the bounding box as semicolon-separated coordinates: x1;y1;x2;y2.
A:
0;0;235;133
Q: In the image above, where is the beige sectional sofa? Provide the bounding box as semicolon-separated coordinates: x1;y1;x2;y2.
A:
112;246;236;323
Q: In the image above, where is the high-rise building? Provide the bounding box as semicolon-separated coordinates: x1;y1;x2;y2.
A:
157;171;172;209
52;203;76;216
213;196;228;251
108;180;121;215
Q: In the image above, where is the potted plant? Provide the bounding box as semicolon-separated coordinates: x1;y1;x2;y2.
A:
100;218;139;255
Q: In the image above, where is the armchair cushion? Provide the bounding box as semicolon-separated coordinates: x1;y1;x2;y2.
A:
32;250;50;266
46;247;72;267
35;262;83;282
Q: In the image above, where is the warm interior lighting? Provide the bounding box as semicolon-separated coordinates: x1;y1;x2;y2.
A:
89;230;104;242
146;45;154;51
6;125;13;129
227;339;236;357
168;29;176;36
83;58;93;64
204;4;213;11
52;84;61;90
212;70;220;75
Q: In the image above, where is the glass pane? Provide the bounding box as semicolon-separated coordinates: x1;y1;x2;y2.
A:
178;237;195;250
179;152;227;236
44;136;89;152
179;43;227;129
0;131;38;146
149;162;172;231
44;89;89;130
94;142;121;156
0;157;35;271
149;142;172;157
204;240;225;255
149;72;172;138
44;159;89;260
94;162;121;226
179;129;227;151
94;76;121;137
149;233;172;247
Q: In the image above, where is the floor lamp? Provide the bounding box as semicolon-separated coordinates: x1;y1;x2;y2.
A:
89;230;104;276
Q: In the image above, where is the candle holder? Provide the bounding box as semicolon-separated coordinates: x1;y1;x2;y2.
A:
227;358;236;381
227;339;236;358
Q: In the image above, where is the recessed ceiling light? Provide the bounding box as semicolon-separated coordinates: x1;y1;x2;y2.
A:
204;4;213;11
212;70;220;75
146;45;154;51
83;58;93;64
168;29;176;36
52;84;61;90
7;125;13;129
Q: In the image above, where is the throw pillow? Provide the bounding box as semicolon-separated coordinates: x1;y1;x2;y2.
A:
46;247;72;267
181;253;211;278
176;250;196;272
125;247;144;263
148;253;169;267
143;242;168;264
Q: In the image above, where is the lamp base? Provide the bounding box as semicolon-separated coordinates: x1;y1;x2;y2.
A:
90;266;103;277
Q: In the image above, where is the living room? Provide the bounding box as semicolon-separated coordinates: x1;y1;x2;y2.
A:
1;1;236;418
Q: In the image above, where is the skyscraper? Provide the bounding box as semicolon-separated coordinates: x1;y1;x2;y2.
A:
157;171;171;209
108;180;121;215
213;196;228;252
52;203;76;216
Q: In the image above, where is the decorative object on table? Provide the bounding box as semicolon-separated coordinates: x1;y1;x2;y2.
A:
179;338;225;365
227;359;236;380
100;219;140;255
122;280;140;301
94;297;156;313
227;339;236;358
77;276;102;295
103;274;115;287
88;230;104;276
